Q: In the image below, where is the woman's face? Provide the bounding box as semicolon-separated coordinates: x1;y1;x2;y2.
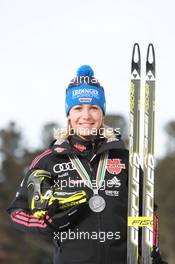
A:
68;104;103;139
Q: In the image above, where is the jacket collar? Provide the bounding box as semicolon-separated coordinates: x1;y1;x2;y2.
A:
51;135;127;156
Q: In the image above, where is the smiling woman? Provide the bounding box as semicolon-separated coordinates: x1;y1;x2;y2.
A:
7;65;167;264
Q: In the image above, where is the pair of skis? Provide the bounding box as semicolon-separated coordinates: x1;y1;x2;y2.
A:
127;43;156;264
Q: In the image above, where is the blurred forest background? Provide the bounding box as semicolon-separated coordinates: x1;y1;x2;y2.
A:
0;114;174;264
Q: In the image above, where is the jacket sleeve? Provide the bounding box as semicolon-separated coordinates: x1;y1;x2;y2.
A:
7;151;55;237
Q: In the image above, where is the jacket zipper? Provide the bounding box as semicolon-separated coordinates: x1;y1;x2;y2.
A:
88;159;106;264
97;212;105;264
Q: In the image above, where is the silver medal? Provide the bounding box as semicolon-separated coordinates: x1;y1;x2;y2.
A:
89;195;106;212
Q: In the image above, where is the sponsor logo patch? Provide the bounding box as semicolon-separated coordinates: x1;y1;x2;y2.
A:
53;162;75;173
105;190;119;197
107;176;121;188
72;88;99;97
106;159;126;175
56;172;69;178
128;217;153;227
73;143;86;152
69;179;85;185
54;147;65;153
79;98;92;102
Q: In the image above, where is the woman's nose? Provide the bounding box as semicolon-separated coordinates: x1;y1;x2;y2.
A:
82;109;91;119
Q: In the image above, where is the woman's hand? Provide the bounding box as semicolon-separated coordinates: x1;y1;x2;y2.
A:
151;246;168;264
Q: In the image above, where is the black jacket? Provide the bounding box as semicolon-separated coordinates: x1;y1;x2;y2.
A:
7;135;132;264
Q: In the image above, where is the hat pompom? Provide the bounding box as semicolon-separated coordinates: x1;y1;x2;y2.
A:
77;65;94;77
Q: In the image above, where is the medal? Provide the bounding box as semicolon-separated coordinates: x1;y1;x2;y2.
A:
68;152;108;213
89;195;106;212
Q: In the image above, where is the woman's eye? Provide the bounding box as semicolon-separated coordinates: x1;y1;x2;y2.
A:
91;106;98;110
74;106;82;110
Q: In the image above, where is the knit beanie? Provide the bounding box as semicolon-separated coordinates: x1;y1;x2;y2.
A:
65;65;106;116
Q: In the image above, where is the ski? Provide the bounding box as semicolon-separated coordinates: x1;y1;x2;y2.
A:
127;43;156;264
127;43;141;264
141;43;156;264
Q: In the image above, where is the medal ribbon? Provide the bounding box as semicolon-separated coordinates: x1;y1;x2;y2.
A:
68;151;108;192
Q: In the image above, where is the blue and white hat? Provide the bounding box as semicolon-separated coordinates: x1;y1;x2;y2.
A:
65;65;106;116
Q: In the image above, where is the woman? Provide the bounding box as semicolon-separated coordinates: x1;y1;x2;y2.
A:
7;65;167;264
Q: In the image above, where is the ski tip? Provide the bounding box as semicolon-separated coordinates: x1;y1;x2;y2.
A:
132;43;141;62
146;43;155;77
133;43;140;49
147;44;155;62
131;43;141;76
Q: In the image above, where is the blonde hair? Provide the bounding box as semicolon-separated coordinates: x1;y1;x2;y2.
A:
54;119;116;141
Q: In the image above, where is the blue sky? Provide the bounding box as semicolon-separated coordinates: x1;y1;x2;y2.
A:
0;0;175;157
